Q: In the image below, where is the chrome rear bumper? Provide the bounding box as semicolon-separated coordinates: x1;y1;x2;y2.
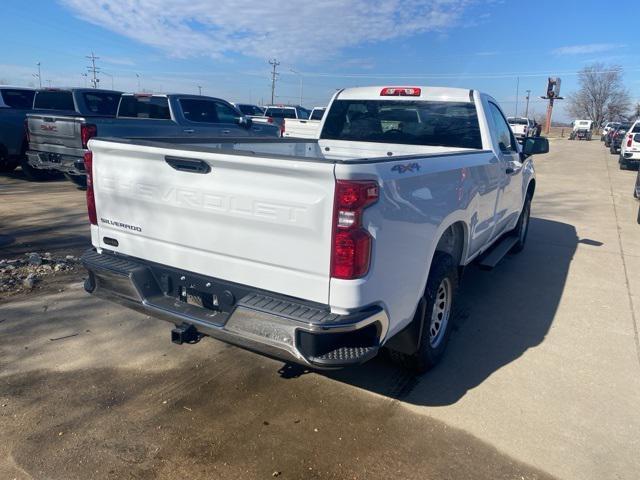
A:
82;249;388;369
26;150;85;175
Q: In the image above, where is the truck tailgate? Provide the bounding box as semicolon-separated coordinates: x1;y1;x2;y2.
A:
90;140;336;304
28;114;83;150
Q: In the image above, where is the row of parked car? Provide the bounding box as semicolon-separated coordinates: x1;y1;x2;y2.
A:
0;85;326;188
600;120;640;170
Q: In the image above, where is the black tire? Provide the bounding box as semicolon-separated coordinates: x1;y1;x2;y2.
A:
64;173;87;189
19;157;60;181
610;145;617;155
619;157;627;170
388;252;458;373
510;195;531;253
0;149;18;172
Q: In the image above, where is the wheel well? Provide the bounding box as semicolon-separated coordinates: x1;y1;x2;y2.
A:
527;179;536;199
435;222;465;266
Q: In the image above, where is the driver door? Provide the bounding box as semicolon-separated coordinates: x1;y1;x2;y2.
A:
486;101;525;238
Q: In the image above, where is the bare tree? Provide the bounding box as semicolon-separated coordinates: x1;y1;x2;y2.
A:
567;63;630;127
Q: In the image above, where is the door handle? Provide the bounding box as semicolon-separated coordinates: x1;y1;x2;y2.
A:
183;129;195;134
165;156;211;174
221;129;231;135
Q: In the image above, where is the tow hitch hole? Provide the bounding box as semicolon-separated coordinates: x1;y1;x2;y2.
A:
171;323;201;345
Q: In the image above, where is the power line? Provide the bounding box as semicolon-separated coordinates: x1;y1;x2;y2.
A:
86;51;100;88
269;58;280;104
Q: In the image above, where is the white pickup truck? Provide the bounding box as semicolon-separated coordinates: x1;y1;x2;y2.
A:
282;108;325;138
81;86;548;372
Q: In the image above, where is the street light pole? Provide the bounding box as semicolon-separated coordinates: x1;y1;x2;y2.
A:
102;71;114;90
290;68;303;106
35;62;42;88
524;90;531;118
198;85;202;96
135;73;141;92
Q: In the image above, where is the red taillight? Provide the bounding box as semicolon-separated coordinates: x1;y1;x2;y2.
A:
331;180;379;279
267;117;274;124
81;123;97;149
380;87;421;97
83;151;97;225
627;135;633;147
24;119;30;143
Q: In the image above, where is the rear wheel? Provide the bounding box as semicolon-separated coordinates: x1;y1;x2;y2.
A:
0;148;18;172
388;252;458;373
64;173;87;189
510;195;531;253
610;145;617;155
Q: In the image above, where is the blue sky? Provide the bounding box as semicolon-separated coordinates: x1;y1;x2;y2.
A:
1;0;639;121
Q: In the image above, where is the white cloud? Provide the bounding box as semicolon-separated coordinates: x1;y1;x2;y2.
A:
60;0;477;63
552;43;625;55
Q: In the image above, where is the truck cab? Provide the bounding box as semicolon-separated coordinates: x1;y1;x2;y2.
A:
0;86;35;172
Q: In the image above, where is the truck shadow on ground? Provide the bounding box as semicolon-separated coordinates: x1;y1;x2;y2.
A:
311;217;583;406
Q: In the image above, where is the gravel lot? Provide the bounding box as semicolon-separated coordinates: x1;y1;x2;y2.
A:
1;140;639;480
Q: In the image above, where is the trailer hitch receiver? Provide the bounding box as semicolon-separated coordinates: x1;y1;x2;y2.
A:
171;323;201;345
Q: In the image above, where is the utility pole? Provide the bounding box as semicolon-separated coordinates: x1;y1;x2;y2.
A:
269;58;280;105
86;51;100;88
34;62;42;88
198;85;202;95
514;76;519;117
289;68;303;106
135;73;141;91
524;90;531;118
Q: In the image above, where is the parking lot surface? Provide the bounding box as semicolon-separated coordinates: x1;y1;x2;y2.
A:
1;139;639;480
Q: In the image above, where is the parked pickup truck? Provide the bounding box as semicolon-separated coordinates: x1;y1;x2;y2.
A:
27;93;279;187
282;117;321;139
0;86;35;173
281;107;326;139
25;88;122;183
507;117;534;139
81;85;549;372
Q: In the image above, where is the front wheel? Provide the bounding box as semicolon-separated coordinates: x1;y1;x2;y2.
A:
388;252;458;373
610;145;617;155
510;195;531;253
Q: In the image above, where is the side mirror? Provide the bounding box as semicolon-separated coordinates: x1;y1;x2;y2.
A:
522;137;549;157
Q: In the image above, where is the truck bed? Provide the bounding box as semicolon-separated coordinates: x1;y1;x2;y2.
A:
98;136;478;163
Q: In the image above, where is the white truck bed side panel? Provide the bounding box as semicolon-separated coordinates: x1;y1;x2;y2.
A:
330;150;499;340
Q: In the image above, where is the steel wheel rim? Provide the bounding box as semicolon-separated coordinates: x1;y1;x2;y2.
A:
429;277;452;348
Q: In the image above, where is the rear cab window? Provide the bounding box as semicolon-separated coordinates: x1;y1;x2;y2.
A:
321;99;482;149
33;90;75;111
82;92;120;116
118;95;171;119
180;99;239;123
0;89;35;109
264;107;298;119
237;104;264;116
310;109;325;120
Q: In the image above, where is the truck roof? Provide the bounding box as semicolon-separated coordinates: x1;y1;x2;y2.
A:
122;93;229;102
336;86;473;103
0;85;35;91
35;87;122;94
